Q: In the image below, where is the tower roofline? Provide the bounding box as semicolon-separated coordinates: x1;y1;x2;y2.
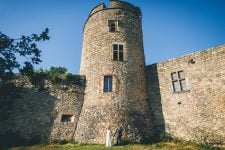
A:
109;0;141;15
83;0;142;32
89;0;141;17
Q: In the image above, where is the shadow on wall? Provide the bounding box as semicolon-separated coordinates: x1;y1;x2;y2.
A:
146;64;165;141
0;79;56;148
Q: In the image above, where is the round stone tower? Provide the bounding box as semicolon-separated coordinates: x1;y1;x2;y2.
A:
75;0;152;144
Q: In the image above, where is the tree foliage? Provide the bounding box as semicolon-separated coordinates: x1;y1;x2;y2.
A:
0;28;50;79
33;67;74;83
47;67;67;82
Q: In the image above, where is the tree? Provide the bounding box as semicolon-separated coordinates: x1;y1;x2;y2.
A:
31;67;75;84
0;28;50;80
46;67;67;82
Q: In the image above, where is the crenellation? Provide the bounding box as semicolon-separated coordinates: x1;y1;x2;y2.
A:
110;0;141;17
89;3;106;16
0;0;225;147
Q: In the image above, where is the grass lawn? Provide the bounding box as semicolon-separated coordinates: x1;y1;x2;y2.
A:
8;142;224;150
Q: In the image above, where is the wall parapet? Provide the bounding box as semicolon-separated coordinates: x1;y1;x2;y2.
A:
84;0;142;32
89;3;106;16
110;0;141;17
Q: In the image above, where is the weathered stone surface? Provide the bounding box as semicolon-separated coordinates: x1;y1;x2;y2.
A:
146;45;225;144
0;0;225;146
0;75;85;143
76;0;152;144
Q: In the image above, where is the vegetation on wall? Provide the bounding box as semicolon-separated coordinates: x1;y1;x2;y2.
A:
30;67;75;84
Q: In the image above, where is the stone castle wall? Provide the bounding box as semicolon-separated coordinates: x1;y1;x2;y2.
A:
0;75;85;144
77;0;152;144
1;0;225;146
146;45;225;144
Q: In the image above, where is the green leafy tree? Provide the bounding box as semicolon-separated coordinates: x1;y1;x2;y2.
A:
48;67;67;82
29;67;75;85
0;28;50;80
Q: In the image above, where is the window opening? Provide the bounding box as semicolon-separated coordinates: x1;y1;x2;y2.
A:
108;20;118;32
113;44;123;61
104;76;113;92
61;114;74;124
171;71;187;92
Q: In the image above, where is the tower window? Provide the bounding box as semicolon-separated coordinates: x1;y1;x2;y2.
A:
104;76;113;92
171;70;187;92
113;44;123;61
61;114;74;124
108;20;118;32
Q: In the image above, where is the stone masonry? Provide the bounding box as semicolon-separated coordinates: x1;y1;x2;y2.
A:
146;45;225;144
0;0;225;146
76;0;152;144
0;75;85;144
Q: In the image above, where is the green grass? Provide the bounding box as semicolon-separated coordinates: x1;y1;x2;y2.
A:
8;142;225;150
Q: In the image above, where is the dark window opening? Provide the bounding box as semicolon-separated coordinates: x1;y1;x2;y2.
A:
113;51;118;60
108;20;118;32
113;44;123;61
110;23;116;32
61;114;74;123
104;76;113;92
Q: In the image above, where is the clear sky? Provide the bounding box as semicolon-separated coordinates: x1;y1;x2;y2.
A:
1;0;225;74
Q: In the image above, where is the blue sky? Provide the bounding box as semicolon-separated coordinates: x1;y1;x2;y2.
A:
0;0;225;74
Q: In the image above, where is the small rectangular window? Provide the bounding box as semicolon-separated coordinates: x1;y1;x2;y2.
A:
61;114;74;123
171;70;187;92
113;44;123;61
104;76;113;92
110;23;116;32
108;20;118;32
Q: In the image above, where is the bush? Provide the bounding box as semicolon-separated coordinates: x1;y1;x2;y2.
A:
47;67;67;83
29;67;75;84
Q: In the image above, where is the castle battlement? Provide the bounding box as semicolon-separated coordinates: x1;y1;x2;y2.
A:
89;0;141;17
0;0;225;147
